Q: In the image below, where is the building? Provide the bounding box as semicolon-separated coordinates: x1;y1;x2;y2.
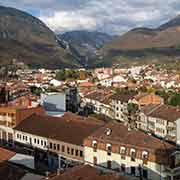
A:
133;93;164;107
110;92;137;122
45;164;127;180
83;122;179;180
137;104;180;143
0;105;46;146
41;92;66;117
82;90;114;118
14;112;104;171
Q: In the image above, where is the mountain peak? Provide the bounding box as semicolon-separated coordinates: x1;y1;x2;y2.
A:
158;14;180;30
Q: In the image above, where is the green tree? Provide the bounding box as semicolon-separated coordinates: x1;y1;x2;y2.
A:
169;93;180;106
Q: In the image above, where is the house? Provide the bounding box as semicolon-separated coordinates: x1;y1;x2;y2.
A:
14;112;104;171
82;90;114;118
137;104;180;143
83;122;178;180
110;92;137;122
133;93;164;107
0;105;46;147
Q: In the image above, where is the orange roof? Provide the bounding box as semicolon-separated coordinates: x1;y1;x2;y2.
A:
79;82;95;87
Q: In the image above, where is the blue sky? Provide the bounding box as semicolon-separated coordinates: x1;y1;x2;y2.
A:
0;0;180;35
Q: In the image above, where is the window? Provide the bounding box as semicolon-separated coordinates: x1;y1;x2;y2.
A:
54;144;56;150
57;144;60;151
75;150;78;156
17;134;19;139
37;139;39;145
62;145;65;152
34;138;36;143
130;149;136;162
50;142;52;149
41;140;43;146
142;151;149;164
71;148;74;155
106;144;112;156
131;166;136;175
92;140;97;152
25;136;27;141
120;147;126;160
80;151;83;157
67;147;70;154
93;156;97;165
107;160;111;169
44;141;46;147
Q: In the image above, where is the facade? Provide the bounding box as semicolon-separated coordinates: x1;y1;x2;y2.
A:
14;112;104;171
0;105;46;146
133;93;164;107
111;92;137;122
137;104;180;142
84;122;179;180
82;90;114;118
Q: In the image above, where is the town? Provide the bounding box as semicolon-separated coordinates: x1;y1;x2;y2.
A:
0;61;180;180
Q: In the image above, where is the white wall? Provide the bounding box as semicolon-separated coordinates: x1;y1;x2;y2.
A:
14;130;48;151
84;146;167;180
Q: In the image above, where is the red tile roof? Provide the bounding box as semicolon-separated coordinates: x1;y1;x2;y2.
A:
14;112;104;146
46;165;127;180
86;122;175;152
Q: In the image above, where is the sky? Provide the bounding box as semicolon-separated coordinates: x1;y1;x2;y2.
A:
0;0;180;35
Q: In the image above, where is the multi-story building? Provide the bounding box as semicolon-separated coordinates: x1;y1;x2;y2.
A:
82;90;114;118
0;105;46;146
111;92;137;122
137;104;180;143
14;112;104;171
83;122;179;180
133;93;164;107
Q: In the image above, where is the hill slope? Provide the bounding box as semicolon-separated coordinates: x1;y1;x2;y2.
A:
0;6;81;69
101;15;180;67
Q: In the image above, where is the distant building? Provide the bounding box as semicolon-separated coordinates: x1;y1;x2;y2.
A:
137;104;180;143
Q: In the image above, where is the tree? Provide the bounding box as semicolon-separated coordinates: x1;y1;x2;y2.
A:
169;93;180;106
127;103;139;115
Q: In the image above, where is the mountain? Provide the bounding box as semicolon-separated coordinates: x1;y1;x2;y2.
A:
101;15;180;67
0;6;81;69
58;31;115;66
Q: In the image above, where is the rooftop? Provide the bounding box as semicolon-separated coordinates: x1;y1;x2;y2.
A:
142;104;180;122
14;112;104;146
87;122;175;153
46;165;127;180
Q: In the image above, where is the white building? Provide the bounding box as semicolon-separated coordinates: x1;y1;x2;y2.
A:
84;122;179;180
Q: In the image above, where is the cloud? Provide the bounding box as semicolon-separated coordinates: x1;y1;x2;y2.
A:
1;0;180;34
40;11;97;33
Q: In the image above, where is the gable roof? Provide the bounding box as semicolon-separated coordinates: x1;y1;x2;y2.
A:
142;104;180;122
